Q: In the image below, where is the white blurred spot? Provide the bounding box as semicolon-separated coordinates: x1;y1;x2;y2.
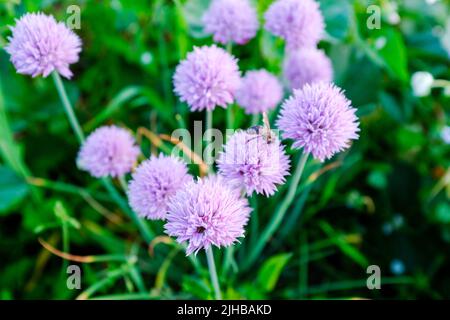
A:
411;71;434;97
140;52;153;65
388;12;400;25
111;0;122;11
375;37;386;50
441;126;450;144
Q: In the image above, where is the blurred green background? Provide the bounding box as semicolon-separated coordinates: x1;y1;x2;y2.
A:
0;0;449;299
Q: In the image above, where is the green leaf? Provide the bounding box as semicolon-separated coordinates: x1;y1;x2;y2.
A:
367;170;388;190
319;0;352;40
84;86;142;131
182;276;211;299
394;125;426;153
239;283;267;300
379;92;404;123
257;253;292;292
140;87;176;125
435;203;450;224
319;221;369;268
54;201;81;230
376;28;409;83
0;165;29;215
180;0;210;38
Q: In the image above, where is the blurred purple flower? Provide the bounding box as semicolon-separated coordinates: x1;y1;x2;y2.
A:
77;125;139;178
217;130;290;197
5;12;82;79
283;48;333;90
277;82;360;161
203;0;259;45
264;0;324;50
165;175;251;255
128;154;192;220
173;45;241;112
236;70;283;114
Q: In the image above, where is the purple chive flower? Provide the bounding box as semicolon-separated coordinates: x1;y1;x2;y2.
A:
5;12;82;79
128;154;192;220
217;130;290;197
236;70;284;114
283;48;333;90
165;175;251;255
173;45;241;112
264;0;324;50
203;0;259;45
77;125;140;178
277;82;360;162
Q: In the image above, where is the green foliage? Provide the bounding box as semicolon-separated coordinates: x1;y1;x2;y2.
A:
0;0;449;300
257;253;292;293
0;166;28;214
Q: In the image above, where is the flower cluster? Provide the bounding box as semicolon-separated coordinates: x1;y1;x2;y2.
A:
203;0;259;45
128;154;192;220
277;82;360;161
77;125;140;178
165;175;251;255
7;10;361;259
173;45;241;112
236;70;283;114
264;0;324;50
283;48;333;90
217;129;290;196
5;12;81;79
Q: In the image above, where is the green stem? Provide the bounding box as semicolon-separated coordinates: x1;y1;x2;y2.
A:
51;72;85;143
27;177;111;202
249;195;258;248
61;220;69;275
128;265;147;294
206;246;222;300
119;175;128;192
90;293;153;300
222;246;237;276
250;113;260;126
225;42;234;130
226;42;233;53
52;73;152;245
205;110;213;167
277;184;312;242
432;79;450;88
76;266;129;300
226;105;234;130
243;153;309;270
101;178;153;244
158;27;173;107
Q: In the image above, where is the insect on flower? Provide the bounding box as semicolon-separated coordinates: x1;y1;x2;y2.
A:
247;112;274;144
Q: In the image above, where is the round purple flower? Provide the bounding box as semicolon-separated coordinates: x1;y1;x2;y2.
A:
217;129;290;197
77;125;140;178
165;175;251;255
128;154;192;220
283;48;333;90
173;45;241;112
276;83;360;162
236;70;283;114
264;0;324;50
5;12;82;79
203;0;259;45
